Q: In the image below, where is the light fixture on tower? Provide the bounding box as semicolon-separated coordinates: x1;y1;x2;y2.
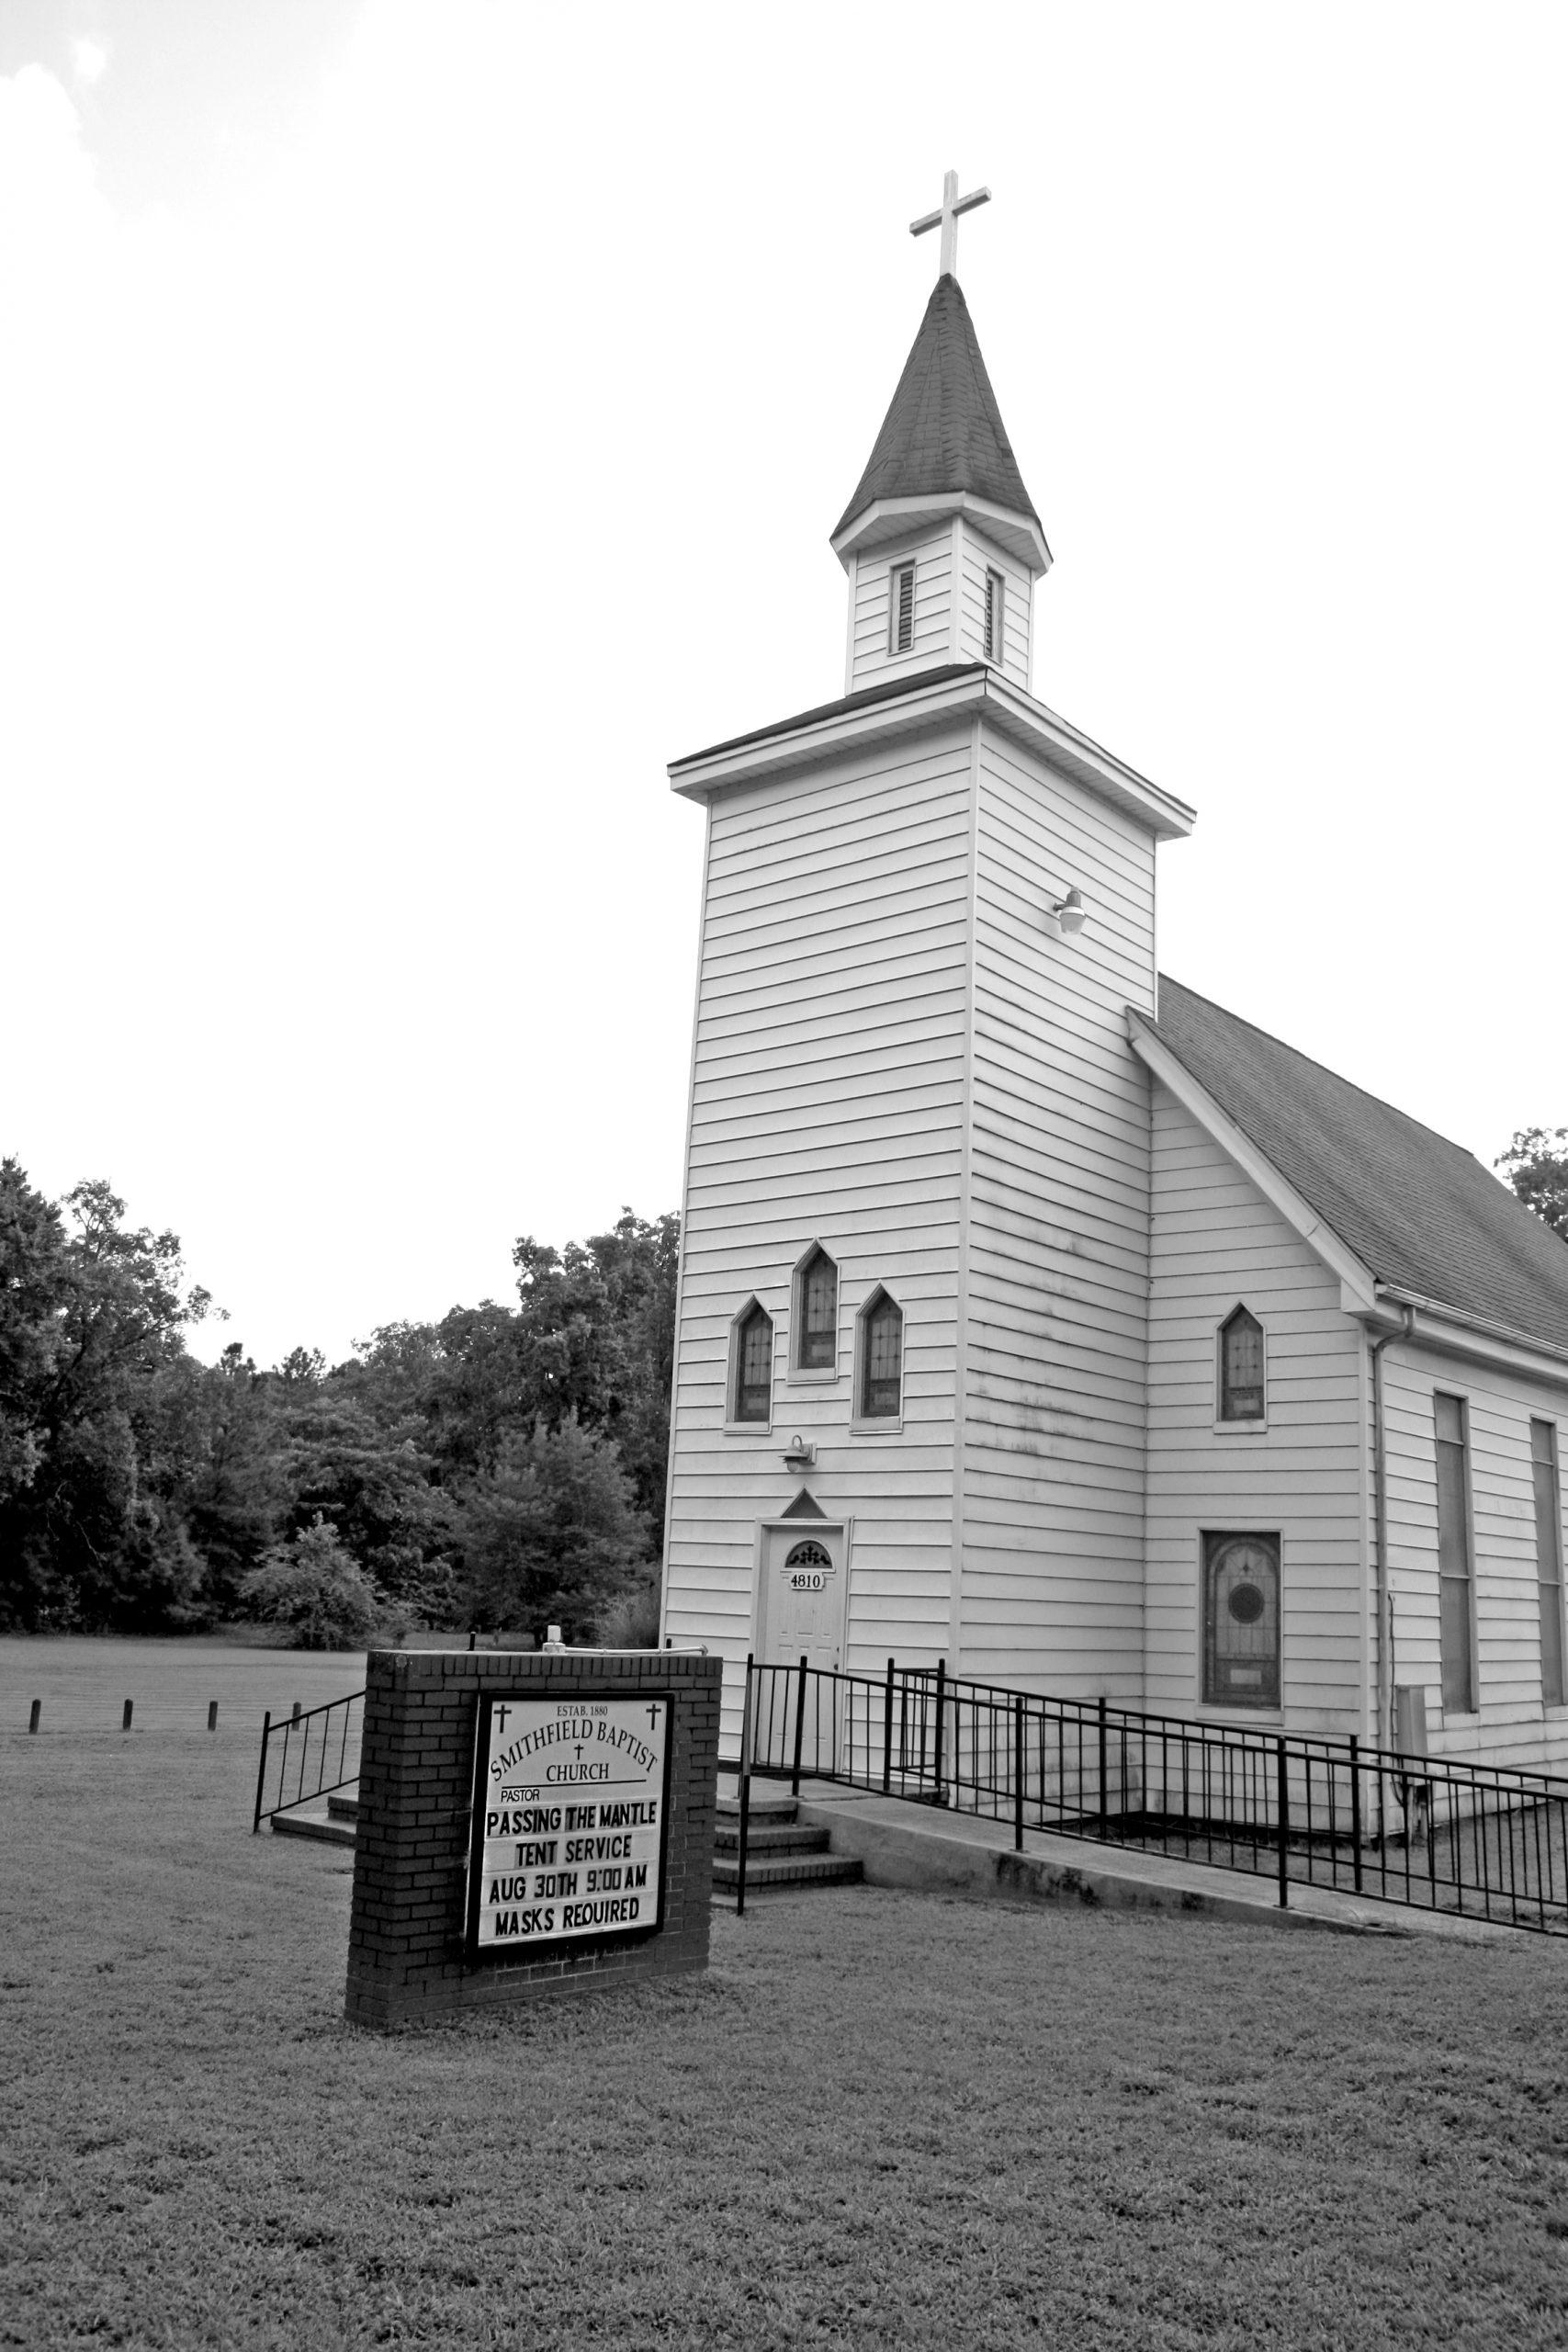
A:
1046;888;1088;942
909;169;991;279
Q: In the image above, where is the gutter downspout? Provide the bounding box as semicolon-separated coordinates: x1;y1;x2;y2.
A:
1370;1304;1416;1761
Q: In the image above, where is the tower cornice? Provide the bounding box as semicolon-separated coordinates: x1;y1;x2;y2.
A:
668;662;1195;842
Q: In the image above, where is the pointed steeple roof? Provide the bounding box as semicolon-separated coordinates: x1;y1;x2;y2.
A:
833;274;1049;575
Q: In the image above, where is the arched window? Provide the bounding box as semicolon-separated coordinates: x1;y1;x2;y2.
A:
858;1288;903;1420
794;1247;839;1373
1203;1532;1280;1707
1218;1306;1265;1423
731;1302;773;1425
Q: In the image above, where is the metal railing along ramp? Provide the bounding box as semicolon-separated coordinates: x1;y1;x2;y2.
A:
253;1688;365;1832
731;1656;1568;1936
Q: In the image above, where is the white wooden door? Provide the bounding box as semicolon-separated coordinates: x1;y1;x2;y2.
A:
755;1524;848;1777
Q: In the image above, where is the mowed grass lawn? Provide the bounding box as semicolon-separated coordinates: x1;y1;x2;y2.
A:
3;1716;1568;2347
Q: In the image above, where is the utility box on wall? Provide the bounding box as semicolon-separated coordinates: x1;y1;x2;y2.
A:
344;1647;722;2030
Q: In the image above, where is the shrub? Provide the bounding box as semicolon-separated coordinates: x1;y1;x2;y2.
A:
594;1575;660;1650
239;1515;385;1651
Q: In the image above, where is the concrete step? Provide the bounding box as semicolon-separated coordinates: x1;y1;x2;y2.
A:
712;1851;863;1893
714;1822;830;1856
716;1792;798;1823
270;1808;356;1849
327;1793;360;1822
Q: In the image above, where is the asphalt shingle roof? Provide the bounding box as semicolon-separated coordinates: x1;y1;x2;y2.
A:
834;274;1041;542
1145;977;1568;1356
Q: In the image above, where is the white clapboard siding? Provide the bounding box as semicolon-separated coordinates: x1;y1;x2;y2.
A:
953;521;1033;691
958;730;1159;1695
663;726;976;1739
1382;1340;1568;1776
849;529;957;691
1145;1084;1368;1733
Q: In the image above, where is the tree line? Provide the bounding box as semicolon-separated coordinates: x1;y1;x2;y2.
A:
0;1158;677;1648
5;1129;1563;1648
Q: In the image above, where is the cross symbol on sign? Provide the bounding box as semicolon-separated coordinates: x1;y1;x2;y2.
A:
494;1704;511;1734
909;168;991;279
574;1743;583;1758
647;1704;660;1728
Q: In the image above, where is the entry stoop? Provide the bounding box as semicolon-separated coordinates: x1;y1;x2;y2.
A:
268;1792;358;1849
712;1792;863;1895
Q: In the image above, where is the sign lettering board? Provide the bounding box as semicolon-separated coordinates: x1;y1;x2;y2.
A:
466;1692;671;1959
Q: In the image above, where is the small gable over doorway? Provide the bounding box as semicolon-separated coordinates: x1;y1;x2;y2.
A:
781;1487;827;1520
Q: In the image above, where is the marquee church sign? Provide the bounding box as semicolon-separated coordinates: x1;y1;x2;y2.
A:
345;1650;718;2030
467;1694;671;1953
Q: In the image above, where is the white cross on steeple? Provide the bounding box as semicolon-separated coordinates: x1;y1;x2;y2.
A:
909;169;991;279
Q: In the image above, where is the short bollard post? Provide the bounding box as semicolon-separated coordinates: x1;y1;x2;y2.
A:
208;1701;219;1733
29;1700;41;1735
122;1699;133;1733
291;1702;302;1725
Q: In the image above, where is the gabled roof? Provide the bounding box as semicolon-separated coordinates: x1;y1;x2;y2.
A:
1139;978;1568;1357
834;275;1042;545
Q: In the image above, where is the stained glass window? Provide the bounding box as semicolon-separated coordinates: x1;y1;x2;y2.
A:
1532;1419;1565;1709
1436;1394;1475;1713
1202;1532;1280;1707
796;1250;838;1372
1219;1306;1265;1421
860;1292;903;1419
733;1304;773;1424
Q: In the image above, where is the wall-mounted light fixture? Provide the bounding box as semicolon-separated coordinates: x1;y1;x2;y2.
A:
1046;887;1087;941
783;1433;816;1469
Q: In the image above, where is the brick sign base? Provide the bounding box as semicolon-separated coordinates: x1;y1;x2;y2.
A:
345;1648;722;2030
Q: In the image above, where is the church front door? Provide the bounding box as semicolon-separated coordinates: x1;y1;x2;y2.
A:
754;1520;849;1777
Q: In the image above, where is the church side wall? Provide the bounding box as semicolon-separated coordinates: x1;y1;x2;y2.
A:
849;528;957;691
1145;1086;1366;1734
958;727;1157;1697
1382;1340;1568;1774
662;728;974;1733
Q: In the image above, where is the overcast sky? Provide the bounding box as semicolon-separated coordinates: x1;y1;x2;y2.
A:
3;2;1564;1369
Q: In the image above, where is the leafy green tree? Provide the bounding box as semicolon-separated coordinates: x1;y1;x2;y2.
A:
510;1208;679;1555
0;1159;71;1509
0;1175;214;1630
1497;1129;1568;1240
241;1514;388;1650
454;1417;649;1644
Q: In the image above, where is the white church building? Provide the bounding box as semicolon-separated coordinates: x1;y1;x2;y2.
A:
657;183;1568;1780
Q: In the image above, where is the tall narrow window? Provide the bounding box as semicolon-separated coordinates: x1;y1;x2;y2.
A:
890;563;915;654
794;1248;838;1372
1218;1306;1265;1422
1202;1532;1280;1707
732;1303;773;1424
859;1290;903;1419
1532;1419;1565;1707
984;570;1005;663
1435;1394;1476;1713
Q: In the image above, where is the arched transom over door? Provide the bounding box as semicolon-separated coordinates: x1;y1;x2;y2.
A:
758;1523;847;1675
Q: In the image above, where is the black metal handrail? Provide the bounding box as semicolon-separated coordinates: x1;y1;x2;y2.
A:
732;1655;1568;1935
252;1687;366;1831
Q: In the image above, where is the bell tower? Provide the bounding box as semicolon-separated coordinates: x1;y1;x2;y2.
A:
832;173;1051;697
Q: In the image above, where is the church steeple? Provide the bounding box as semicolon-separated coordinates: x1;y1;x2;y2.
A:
833;179;1050;695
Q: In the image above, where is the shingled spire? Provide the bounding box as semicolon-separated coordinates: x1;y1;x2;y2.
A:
832;273;1050;580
